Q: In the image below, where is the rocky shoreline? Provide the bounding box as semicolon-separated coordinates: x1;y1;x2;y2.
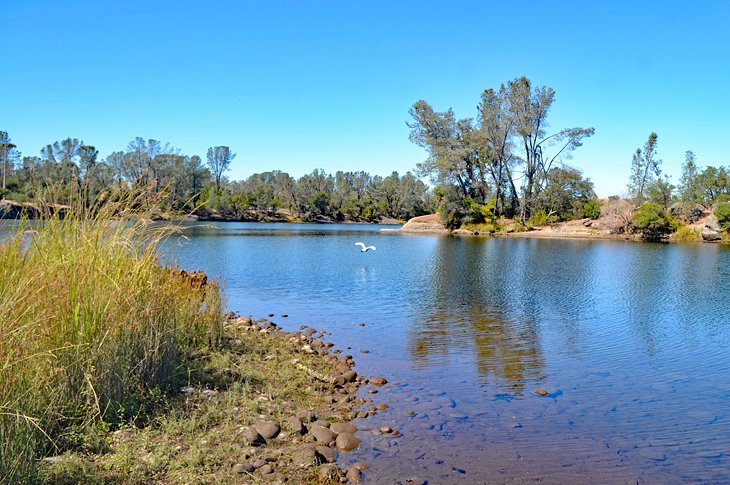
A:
384;212;729;244
221;312;392;483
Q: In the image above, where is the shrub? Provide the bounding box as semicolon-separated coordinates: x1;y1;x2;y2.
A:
669;224;701;242
0;199;223;482
583;200;601;219
632;202;680;239
715;202;730;230
528;209;549;227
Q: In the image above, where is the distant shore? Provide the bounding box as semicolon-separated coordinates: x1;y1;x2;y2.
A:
382;213;729;244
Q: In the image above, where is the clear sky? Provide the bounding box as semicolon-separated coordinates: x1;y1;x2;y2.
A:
2;0;729;197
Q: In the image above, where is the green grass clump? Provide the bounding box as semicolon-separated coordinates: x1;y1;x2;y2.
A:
0;199;223;482
669;225;702;242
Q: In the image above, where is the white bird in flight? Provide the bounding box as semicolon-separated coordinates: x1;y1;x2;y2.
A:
355;242;376;252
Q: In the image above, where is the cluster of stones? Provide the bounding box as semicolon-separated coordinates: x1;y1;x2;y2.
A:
225;313;392;483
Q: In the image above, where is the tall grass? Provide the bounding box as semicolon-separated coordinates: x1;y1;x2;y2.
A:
0;196;223;482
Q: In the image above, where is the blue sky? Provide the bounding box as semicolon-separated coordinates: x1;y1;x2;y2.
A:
2;0;729;197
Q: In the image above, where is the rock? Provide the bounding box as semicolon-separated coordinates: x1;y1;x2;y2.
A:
311;419;330;428
296;410;316;423
352;462;368;471
333;375;347;386
702;228;722;241
706;215;722;232
367;389;378;394
180;385;195;394
375;403;389;411
258;464;274;475
346;465;363;483
241;427;266;446
310;425;336;444
267;313;275;317
335;432;361;451
281;314;288;317
379;426;392;434
304;328;317;336
343;370;357;382
288;416;306;435
330;422;358;434
291;445;319;467
360;349;369;353
370;376;388;386
254;420;281;439
358;322;366;327
319;463;339;481
232;462;254;474
532;389;549;396
315;445;337;463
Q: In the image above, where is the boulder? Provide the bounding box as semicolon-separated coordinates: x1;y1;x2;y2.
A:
335;432;361;451
702;228;722;241
330;422;357;435
706;215;722;232
241;427;266;446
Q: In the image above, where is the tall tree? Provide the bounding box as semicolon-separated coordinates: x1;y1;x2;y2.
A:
679;150;702;204
628;132;661;203
0;131;19;197
206;146;235;193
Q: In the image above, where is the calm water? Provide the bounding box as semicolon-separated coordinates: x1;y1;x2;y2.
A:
160;222;730;484
5;221;728;483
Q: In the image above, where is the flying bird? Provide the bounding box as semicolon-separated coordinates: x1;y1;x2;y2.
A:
355;242;376;252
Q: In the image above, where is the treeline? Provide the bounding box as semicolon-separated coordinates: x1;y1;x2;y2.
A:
409;76;596;228
627;133;730;239
628;134;729;209
0;132;433;222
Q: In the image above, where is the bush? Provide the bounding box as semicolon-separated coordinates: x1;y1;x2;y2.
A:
670;225;701;242
632;202;680;239
583;200;601;219
0;200;223;482
715;202;730;230
528;209;549;227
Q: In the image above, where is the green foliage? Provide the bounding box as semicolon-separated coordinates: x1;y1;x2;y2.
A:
632;202;680;239
528;209;549;227
628;132;662;203
669;225;702;242
715;202;730;230
583;199;601;219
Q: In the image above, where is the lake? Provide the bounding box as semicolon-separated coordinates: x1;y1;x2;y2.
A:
7;220;727;483
160;222;730;483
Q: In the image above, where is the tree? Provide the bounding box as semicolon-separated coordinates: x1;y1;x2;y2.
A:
632;201;678;239
206;146;235;193
646;177;675;208
628;132;661;203
535;166;596;220
679;150;702;204
0;131;19;197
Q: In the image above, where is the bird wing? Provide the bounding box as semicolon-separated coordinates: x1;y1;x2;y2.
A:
355;242;366;250
366;246;376;251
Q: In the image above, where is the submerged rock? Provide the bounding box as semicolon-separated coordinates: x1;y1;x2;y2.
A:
335;432;361;451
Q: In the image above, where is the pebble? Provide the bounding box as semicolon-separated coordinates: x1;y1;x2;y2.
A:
319;463;339;481
296;410;316;423
288;416;306;435
315;445;337;463
310;425;336;444
370;376;388;386
258;464;273;475
335;432;361;451
379;426;392;434
343;370;357;382
360;349;370;353
281;314;288;317
311;419;330;428
232;463;254;474
254;420;281;439
346;465;363;483
291;445;318;468
241;427;265;446
368;389;378;394
375;403;389;411
533;389;549;397
358;322;366;327
330;422;358;434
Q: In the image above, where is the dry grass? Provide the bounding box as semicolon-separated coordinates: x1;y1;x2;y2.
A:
0;194;223;482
